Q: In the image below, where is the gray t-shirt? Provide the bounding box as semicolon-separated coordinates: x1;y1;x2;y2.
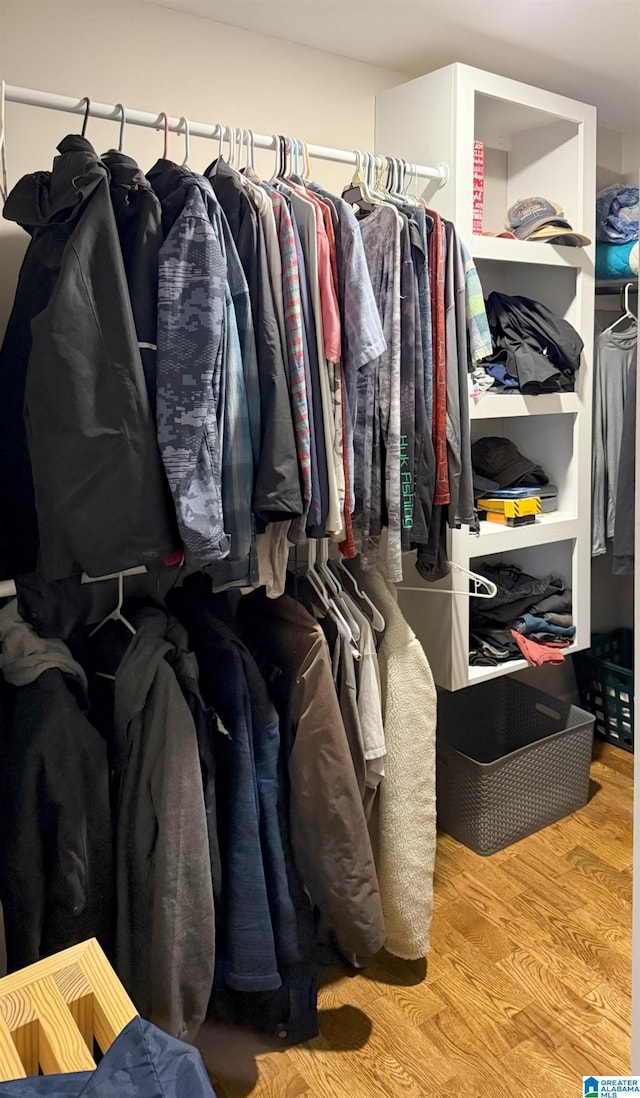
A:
592;325;638;555
358;204;403;582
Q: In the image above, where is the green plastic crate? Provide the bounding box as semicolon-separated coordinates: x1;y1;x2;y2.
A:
574;629;634;752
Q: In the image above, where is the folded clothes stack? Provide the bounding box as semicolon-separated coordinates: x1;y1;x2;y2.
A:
469;563;574;668
482;291;584;394
596;184;639;281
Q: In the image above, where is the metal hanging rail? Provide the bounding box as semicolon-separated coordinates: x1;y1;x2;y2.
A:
595;280;638;296
3;84;449;185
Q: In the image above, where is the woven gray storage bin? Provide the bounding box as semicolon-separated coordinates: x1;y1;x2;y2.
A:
437;678;595;856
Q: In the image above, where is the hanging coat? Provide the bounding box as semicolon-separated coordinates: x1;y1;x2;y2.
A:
349;562;437;960
0;601;113;971
0;136;178;581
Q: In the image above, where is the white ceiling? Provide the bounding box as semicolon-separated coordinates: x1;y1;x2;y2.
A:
147;0;640;133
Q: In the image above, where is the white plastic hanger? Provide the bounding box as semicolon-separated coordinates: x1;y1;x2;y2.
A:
316;540;361;644
301;138;311;181
397;158;419;207
90;571;136;637
604;282;638;334
305;541;358;651
304;539;332;611
367;152;389;204
178;115;190;168
401;562;498;599
334;559;386;632
246;128;256;172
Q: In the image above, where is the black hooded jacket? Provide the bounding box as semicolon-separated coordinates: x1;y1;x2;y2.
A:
0;136;177;581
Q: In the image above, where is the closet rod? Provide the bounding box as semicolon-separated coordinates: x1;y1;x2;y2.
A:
0;566;147;601
4;84;449;185
595;282;638;295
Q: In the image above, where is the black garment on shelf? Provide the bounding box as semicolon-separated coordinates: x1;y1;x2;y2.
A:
485;291;584;393
529;590;573;616
1;135;177;582
471;564;565;629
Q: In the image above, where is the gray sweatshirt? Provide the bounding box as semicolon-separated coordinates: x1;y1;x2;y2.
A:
591;325;638;556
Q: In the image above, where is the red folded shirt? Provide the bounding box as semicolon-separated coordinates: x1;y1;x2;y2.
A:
510;630;570;667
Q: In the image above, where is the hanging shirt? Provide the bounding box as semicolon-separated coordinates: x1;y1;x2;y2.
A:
155;180;230;566
256;177;313;536
592;325;638;555
401;206;435;551
309;184;387;513
613;354;637;574
426;209;449;507
297;186;345;537
207;158;302;525
208;205;261;588
444;221;475;528
359;203;403;583
283;186;343;536
398;214;417;551
408;206;434;431
290;207;327;533
460;239;492;367
217;213;261;468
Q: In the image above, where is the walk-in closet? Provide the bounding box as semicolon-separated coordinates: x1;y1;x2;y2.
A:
0;2;637;1096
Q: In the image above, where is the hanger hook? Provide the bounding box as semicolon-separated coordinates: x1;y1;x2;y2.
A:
178;115;190;167
0;79;7;203
157;112;169;159
248;128;255;171
286;135;292;178
114;103;126;153
80;96;91;138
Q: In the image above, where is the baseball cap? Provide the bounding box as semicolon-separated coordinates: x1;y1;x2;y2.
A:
471;437;550;489
506;197;591;247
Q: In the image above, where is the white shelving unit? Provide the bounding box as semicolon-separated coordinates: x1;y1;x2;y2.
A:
375;63;596;691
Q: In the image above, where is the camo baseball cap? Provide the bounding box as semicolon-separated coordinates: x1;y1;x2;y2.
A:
506;197;591;246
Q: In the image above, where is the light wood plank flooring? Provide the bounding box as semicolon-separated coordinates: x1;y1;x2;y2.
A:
197;740;632;1097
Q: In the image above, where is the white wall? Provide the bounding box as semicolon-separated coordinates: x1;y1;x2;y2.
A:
0;0;405;337
623;134;640;183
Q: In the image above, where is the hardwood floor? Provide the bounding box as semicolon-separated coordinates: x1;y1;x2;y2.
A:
197;740;633;1097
